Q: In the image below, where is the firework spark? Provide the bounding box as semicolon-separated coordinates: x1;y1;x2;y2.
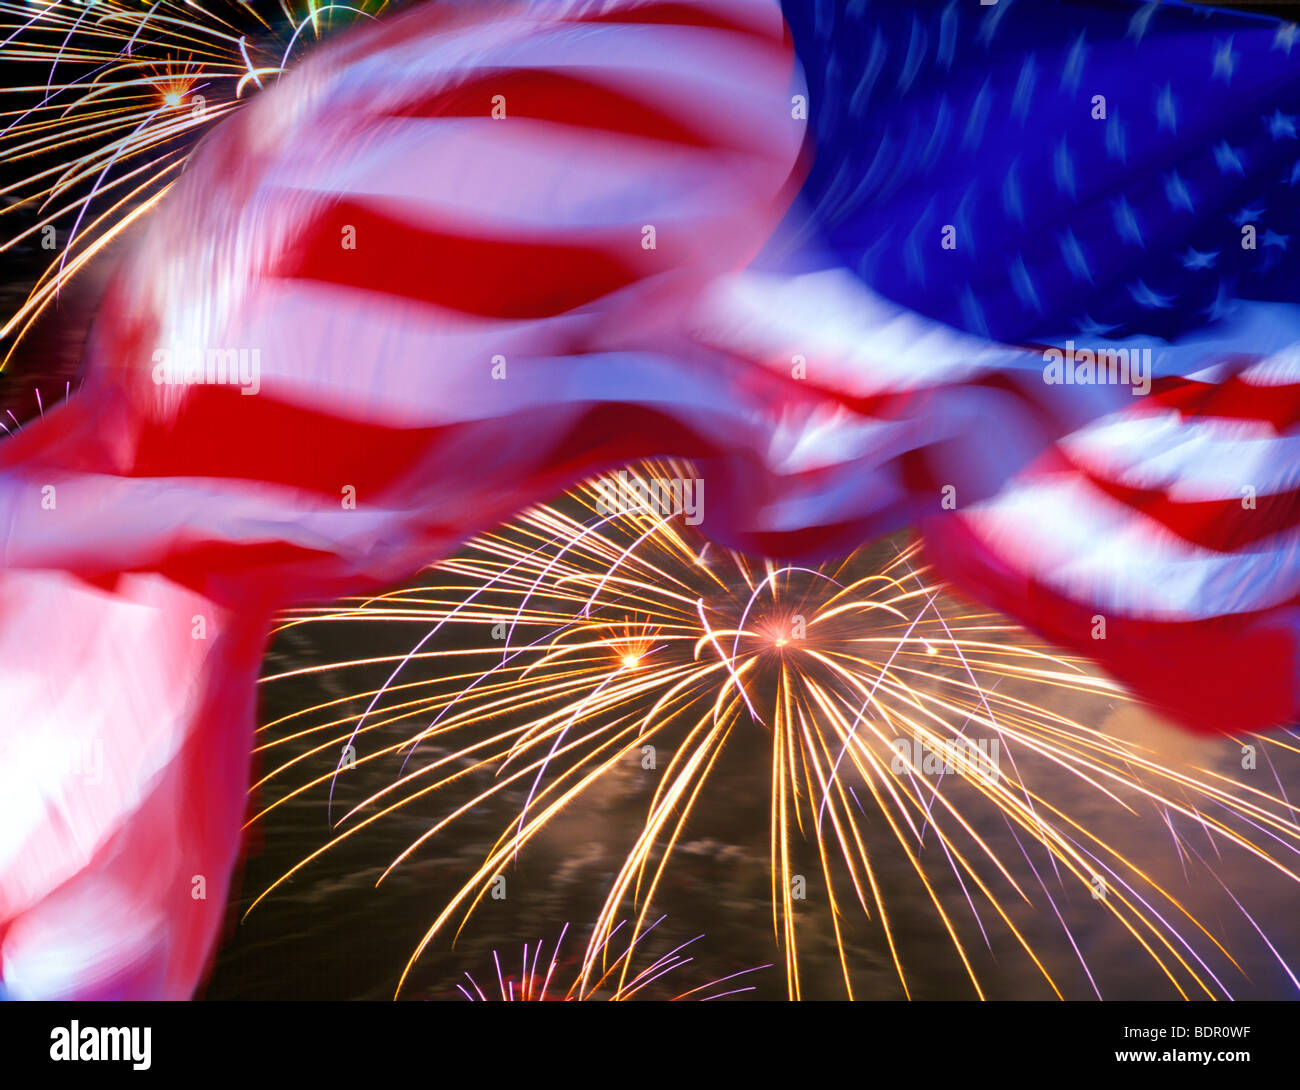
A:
0;0;389;362
248;459;1300;1000
457;917;768;1002
0;380;69;435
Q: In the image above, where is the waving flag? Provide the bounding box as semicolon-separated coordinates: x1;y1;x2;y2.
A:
2;0;1300;998
784;0;1300;740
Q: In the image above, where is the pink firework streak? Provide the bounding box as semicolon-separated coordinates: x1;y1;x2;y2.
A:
457;918;769;1002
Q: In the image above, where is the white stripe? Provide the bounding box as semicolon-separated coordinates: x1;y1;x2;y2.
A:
963;474;1300;619
329;13;793;151
690;268;1028;393
1242;342;1300;386
233;267;801;422
1062;410;1298;501
269;117;778;230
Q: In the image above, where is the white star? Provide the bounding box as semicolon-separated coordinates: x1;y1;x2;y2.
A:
1107;114;1127;165
1002;158;1025;223
1060;31;1087;95
976;1;1009;47
1054;138;1076;199
1076;312;1120;337
1128;280;1175;309
1112;196;1144;247
1212;37;1237;84
1267;109;1298;140
1058;229;1092;283
1156;83;1177;132
1203;281;1236;322
1010;255;1043;315
1181;247;1218;270
960;286;990;338
1012;54;1038;124
1214;141;1245;176
1275;23;1298;57
1231;203;1265;227
1127;3;1158;44
1164;171;1194;213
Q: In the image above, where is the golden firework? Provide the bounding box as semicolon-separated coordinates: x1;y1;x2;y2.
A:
249;459;1300;1000
0;0;388;362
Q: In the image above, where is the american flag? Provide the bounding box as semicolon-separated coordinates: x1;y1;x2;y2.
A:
0;0;1297;997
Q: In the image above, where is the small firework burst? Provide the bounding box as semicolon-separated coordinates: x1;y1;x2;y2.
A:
0;378;76;434
457;917;769;1002
250;459;1300;1000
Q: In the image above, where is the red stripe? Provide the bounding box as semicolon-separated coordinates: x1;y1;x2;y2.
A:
87;384;731;497
383;68;717;148
1077;464;1300;552
273;198;653;318
571;0;786;44
340;1;790;87
3;374;449;500
1148;371;1300;430
123;385;446;495
924;513;1300;733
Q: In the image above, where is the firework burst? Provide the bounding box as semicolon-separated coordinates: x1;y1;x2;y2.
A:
0;378;72;434
0;0;391;362
247;459;1300;1000
457;917;768;1002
